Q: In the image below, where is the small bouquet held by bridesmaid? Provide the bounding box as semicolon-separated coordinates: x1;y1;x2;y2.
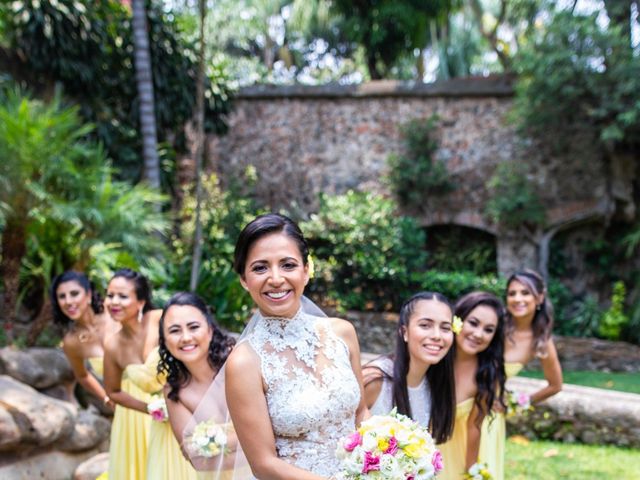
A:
462;462;493;480
185;420;228;458
335;408;443;479
505;390;533;418
147;395;168;422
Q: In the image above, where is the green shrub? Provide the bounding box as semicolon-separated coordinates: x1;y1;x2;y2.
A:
302;191;428;311
386;116;453;211
485;161;546;230
599;281;629;340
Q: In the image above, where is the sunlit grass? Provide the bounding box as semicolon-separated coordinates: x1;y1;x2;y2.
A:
518;370;640;394
506;436;640;479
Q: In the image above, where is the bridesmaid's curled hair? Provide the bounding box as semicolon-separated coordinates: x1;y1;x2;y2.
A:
454;291;507;425
157;292;235;401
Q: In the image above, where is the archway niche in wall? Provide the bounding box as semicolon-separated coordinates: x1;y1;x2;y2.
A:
424;224;497;275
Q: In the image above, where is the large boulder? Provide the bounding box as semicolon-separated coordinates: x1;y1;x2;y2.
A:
0;405;21;451
506;377;640;447
0;375;76;447
57;409;111;452
0;448;100;480
74;452;109;480
0;347;74;389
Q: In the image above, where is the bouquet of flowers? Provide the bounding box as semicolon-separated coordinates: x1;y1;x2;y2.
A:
147;394;168;422
185;420;228;458
336;408;443;479
462;462;493;480
506;390;533;418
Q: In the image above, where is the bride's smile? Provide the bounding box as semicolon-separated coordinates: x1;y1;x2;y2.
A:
240;232;309;319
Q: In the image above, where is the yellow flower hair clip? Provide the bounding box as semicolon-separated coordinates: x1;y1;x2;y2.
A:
307;254;315;279
452;315;463;334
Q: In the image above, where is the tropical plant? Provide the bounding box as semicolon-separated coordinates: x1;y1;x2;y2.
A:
0;88;168;343
329;0;455;79
2;0;232;184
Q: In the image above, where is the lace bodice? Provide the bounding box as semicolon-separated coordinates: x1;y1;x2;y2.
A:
369;357;432;427
247;308;361;476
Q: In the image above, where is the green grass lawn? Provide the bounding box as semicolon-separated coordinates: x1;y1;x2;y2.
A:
506;437;640;479
518;370;640;394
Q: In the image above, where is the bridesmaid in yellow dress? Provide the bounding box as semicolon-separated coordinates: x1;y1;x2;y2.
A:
156;292;236;478
124;345;199;480
52;271;119;407
439;292;507;480
479;270;563;480
103;268;160;480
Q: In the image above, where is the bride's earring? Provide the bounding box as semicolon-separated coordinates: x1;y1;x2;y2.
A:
137;309;143;323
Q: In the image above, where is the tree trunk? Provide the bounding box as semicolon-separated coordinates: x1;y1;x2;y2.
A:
26;295;53;346
1;217;27;342
132;0;161;189
189;0;207;291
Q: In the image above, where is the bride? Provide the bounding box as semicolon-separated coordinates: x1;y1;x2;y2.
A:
224;213;369;479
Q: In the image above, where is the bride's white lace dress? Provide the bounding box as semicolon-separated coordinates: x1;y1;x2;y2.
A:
247;308;361;476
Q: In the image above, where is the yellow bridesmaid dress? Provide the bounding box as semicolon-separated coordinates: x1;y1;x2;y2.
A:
129;347;198;480
438;397;475;480
478;362;524;480
87;356;104;380
107;362;152;480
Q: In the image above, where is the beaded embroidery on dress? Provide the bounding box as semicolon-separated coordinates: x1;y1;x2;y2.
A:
247;307;361;476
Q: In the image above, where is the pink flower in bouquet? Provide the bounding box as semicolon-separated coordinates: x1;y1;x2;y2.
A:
384;436;398;455
344;431;363;452
362;451;381;473
406;476;415;480
517;393;530;407
431;450;444;473
150;408;166;422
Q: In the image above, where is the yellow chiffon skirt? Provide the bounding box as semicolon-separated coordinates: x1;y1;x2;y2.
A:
438;398;474;480
147;420;199;480
108;376;151;480
478;362;525;480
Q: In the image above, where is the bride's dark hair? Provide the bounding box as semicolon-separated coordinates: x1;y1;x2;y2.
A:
233;213;309;275
392;291;456;444
158;292;235;401
453;291;507;426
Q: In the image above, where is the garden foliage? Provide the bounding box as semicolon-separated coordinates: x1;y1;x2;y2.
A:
1;0;232;184
0;89;167;342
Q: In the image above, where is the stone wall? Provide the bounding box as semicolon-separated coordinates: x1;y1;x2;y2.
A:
208;77;610;276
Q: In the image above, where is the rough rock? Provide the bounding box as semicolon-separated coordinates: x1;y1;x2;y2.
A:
505;377;640;447
57;409;111;452
0;405;21;451
0;375;76;447
0;448;100;480
73;452;109;480
0;347;74;389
